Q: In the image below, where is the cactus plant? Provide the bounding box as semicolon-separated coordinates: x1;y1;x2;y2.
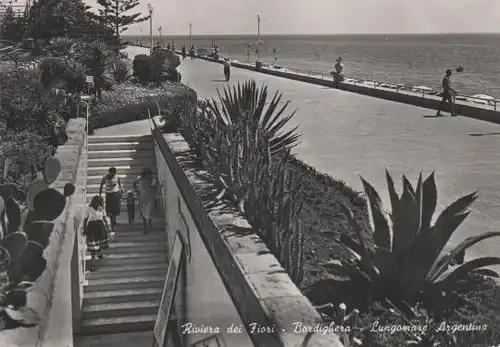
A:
178;81;306;285
0;155;75;330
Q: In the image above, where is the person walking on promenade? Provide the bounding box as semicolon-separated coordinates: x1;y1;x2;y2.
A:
167;42;171;50
82;195;111;272
181;45;187;59
190;45;195;59
99;167;123;236
436;69;457;117
331;57;345;87
133;168;157;233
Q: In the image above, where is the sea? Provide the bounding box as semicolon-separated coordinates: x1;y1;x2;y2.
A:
124;33;500;99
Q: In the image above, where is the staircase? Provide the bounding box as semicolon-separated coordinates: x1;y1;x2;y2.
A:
75;134;166;347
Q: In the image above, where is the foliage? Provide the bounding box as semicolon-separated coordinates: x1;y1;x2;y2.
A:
25;0;97;43
319;170;500;312
0;68;68;138
88;82;195;134
112;59;131;83
0;156;75;330
132;50;182;84
94;0;149;40
132;54;152;82
176;80;305;284
0;5;28;42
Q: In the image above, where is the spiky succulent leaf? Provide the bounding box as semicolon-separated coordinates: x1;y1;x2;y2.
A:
385;169;399;216
360;176;391;250
22;255;46;282
472;268;499;278
0;183;18;201
322;259;372;283
421;172;438;230
427;231;500;282
392;186;420;256
435;257;500;286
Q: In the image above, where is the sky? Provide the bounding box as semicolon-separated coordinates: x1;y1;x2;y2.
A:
85;0;500;36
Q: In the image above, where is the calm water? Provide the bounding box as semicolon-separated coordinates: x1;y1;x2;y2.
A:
124;34;500;98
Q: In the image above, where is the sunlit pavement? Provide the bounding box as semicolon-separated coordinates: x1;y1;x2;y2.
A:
125;46;500;271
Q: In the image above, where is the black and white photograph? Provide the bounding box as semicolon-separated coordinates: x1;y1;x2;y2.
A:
0;0;500;346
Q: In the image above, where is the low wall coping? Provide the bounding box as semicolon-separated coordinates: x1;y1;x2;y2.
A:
0;118;86;347
154;130;343;347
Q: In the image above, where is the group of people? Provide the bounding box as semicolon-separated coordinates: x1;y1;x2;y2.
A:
82;167;158;271
181;45;196;59
330;57;458;117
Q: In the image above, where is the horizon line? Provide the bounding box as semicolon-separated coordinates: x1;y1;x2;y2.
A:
125;31;500;37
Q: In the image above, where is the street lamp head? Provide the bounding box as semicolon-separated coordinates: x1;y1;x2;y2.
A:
147;3;153;13
257;14;261;20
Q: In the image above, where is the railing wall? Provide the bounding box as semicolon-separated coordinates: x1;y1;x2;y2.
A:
152;124;344;347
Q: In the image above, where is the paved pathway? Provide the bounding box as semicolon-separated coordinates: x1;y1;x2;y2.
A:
125;46;500;268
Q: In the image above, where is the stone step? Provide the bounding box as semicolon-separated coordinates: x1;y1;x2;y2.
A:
83;300;160;320
80;314;157;335
86;267;166;280
86;175;140;186
83;287;163;306
73;331;154;347
88;135;152;144
84;275;165;292
87;157;156;168
87;263;166;274
102;244;166;254
85;253;166;267
102;234;165;243
88;149;155;160
108;240;166;249
86;166;156;177
88;142;154;151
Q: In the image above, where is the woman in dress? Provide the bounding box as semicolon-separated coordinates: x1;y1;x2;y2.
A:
99;167;123;233
82;195;110;271
133;168;157;233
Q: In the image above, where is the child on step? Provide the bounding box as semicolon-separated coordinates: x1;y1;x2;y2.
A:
126;190;136;228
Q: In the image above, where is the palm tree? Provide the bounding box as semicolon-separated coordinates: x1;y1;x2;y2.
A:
81;41;114;99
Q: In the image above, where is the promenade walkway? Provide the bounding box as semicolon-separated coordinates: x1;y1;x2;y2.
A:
125;46;500;270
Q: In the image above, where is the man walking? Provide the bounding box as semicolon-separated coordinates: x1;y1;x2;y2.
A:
436;69;457;117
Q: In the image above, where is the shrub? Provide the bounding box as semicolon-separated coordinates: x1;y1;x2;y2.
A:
88;82;196;134
318;170;500;313
132;54;152;82
0;156;75;331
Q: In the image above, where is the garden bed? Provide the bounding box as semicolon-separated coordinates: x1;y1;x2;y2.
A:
287;157;500;345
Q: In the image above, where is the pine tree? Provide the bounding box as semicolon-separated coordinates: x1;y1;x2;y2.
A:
95;0;149;40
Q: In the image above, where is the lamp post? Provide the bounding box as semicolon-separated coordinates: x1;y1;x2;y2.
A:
256;14;261;68
158;26;162;46
189;22;192;48
147;3;154;53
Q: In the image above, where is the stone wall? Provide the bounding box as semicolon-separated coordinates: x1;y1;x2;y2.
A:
153;127;344;347
0;118;87;347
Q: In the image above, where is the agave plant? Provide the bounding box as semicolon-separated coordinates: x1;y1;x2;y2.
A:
323;170;500;309
112;59;131;83
46;37;77;58
0;155;75;329
204;80;301;155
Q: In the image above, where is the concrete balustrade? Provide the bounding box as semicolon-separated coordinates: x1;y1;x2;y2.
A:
0;119;87;347
152;126;344;347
